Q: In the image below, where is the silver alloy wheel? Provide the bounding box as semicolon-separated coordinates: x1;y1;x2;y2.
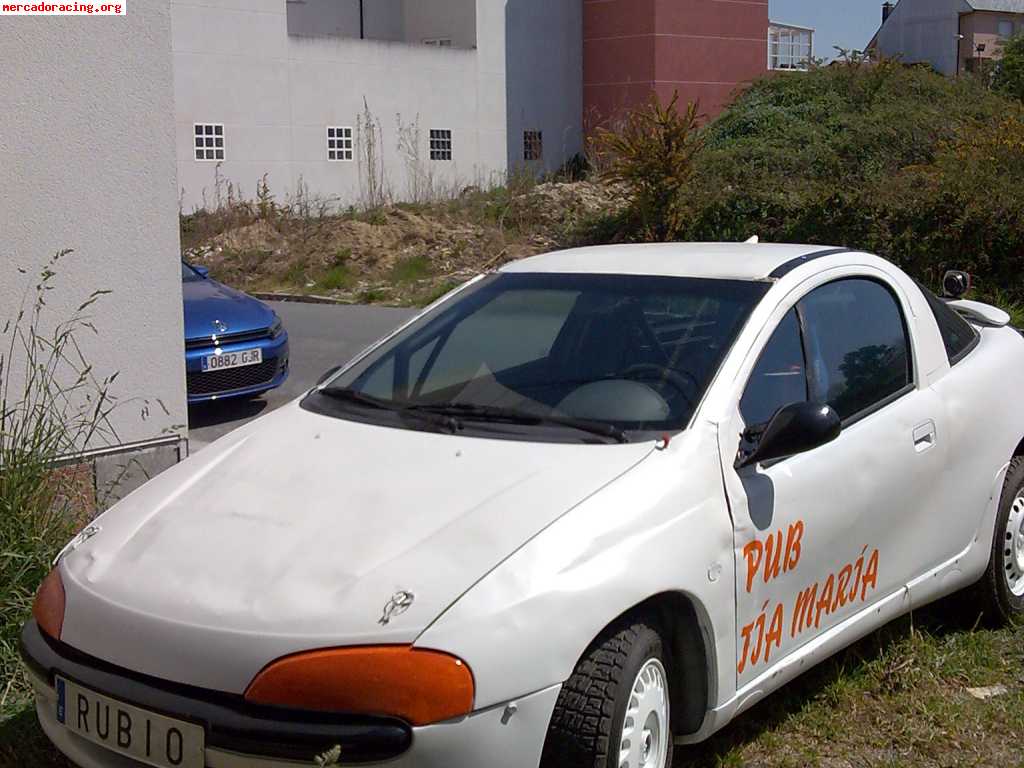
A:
618;658;670;768
1003;495;1024;597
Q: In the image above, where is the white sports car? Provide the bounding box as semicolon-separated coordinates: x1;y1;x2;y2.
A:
24;244;1024;768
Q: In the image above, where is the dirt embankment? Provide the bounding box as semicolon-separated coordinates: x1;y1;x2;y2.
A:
181;181;623;306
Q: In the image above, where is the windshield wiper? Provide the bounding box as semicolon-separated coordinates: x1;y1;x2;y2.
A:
406;403;630;444
319;387;458;433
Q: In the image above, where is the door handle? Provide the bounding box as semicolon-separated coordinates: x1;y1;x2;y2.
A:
913;420;937;453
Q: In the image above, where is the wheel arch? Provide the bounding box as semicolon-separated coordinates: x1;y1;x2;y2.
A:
582;590;714;737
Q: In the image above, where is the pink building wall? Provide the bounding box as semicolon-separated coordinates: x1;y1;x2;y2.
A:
583;0;769;128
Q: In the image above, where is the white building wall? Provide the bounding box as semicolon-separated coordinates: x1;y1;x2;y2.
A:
173;0;506;211
505;0;583;174
0;2;187;454
873;0;972;75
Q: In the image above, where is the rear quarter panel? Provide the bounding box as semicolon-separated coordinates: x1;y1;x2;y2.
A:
912;324;1024;602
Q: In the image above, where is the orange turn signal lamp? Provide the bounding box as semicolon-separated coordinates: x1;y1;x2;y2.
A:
33;567;66;641
244;646;475;726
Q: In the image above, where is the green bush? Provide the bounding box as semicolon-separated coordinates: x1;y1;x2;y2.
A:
586;60;1024;302
1;253;118;717
995;33;1024;102
592;93;704;241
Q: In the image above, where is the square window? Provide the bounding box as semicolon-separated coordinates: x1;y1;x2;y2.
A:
327;126;353;162
193;124;225;162
524;130;543;161
430;129;452;161
999;19;1014;37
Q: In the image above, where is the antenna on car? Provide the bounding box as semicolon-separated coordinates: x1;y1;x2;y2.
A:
744;236;759;244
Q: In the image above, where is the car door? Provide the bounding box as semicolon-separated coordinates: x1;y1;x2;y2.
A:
720;276;949;689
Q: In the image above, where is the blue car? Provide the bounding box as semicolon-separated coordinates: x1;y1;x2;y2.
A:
182;262;289;404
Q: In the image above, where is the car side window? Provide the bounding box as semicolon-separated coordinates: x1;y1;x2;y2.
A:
740;309;808;427
917;282;979;365
798;278;912;422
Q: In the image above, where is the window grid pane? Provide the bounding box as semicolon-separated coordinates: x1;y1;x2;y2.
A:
327;126;353;162
430;129;452;161
194;124;225;162
524;130;543;161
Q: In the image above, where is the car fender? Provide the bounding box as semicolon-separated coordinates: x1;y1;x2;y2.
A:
415;422;736;717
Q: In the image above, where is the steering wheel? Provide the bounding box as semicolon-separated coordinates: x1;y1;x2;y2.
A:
618;363;698;406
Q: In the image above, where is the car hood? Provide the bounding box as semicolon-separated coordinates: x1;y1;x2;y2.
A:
182;277;275;340
59;403;655;694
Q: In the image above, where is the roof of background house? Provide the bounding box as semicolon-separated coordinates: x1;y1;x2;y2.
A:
966;0;1024;12
769;20;815;32
868;0;1024;51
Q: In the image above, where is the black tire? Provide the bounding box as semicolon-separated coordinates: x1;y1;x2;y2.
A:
972;456;1024;624
540;620;674;768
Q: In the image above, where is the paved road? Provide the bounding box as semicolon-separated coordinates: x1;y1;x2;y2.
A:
188;302;417;450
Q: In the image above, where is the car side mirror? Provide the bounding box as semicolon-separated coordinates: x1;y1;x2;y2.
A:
316;365;343;387
737;402;841;469
193;265;210;278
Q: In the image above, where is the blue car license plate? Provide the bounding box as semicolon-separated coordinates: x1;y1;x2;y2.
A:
201;348;262;372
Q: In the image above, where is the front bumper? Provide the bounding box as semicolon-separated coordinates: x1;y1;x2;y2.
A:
185;333;289;404
21;621;560;768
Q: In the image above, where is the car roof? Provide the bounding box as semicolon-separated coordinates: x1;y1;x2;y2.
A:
500;243;850;281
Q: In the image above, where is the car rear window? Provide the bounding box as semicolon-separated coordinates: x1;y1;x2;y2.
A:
917;283;979;365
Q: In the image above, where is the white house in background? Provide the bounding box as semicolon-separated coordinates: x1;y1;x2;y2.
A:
172;0;584;211
868;0;1024;75
0;2;188;508
768;22;814;71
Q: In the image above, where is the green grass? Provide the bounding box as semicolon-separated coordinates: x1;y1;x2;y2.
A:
683;601;1024;767
357;288;387;304
316;263;355;292
0;254;120;768
387;255;432;285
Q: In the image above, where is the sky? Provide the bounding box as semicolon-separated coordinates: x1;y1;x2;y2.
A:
770;0;886;60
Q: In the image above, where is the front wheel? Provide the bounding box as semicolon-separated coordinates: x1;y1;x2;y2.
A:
540;621;674;768
972;456;1024;624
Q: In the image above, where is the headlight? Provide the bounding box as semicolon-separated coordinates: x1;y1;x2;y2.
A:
33;567;66;640
244;646;474;725
269;315;284;339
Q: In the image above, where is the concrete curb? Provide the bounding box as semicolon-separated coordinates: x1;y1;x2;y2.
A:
251;292;353;305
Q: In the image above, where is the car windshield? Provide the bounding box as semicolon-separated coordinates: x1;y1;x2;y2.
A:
303;273;767;442
181;262;201;281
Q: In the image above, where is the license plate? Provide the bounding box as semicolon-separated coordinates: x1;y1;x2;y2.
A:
56;677;205;768
201;347;262;372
